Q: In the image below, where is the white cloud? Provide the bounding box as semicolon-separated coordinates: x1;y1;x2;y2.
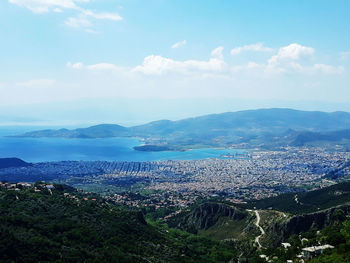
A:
3;43;347;108
268;43;314;64
65;41;344;82
231;62;263;72
229;44;343;76
67;43;343;77
211;46;224;60
67;62;84;69
132;46;226;75
230;43;273;55
64;10;122;29
64;17;92;28
266;43;315;73
16;79;56;88
9;0;122;31
171;40;187;49
133;55;226;75
9;0;79;13
86;63;122;71
82;10;122;21
67;62;123;71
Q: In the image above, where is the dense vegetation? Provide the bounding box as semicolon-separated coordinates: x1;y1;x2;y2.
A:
242;181;350;214
167;202;254;238
259;217;350;262
309;220;350;262
291;129;350;147
0;184;238;263
2;181;350;262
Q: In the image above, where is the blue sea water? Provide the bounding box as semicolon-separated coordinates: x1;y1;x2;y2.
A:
0;127;246;162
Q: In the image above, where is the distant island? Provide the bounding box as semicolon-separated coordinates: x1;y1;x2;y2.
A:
12;108;350;151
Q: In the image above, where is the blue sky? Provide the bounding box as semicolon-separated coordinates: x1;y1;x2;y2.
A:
1;0;350;126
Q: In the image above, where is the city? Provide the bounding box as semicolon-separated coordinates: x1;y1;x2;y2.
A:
1;147;349;211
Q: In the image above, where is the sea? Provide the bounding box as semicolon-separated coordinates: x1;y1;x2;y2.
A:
0;126;246;163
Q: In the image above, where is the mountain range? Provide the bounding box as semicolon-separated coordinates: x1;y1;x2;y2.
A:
14;108;350;150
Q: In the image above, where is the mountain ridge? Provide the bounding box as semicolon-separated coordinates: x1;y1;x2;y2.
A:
12;108;350;150
0;158;31;169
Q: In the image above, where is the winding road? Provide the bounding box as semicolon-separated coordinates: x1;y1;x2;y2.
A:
254;210;265;248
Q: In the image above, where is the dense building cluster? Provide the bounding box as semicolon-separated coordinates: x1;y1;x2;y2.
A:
105;191;201;211
146;147;350;199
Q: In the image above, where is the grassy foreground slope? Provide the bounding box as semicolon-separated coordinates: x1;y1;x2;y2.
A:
0;184;237;263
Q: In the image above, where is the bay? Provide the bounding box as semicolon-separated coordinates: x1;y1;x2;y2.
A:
0;127;246;162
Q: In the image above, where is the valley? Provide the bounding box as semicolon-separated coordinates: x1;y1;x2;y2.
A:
3;0;350;261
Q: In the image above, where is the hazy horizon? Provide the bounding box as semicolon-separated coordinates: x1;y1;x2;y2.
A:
2;104;350;129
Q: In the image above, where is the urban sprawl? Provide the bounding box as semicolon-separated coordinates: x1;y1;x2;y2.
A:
1;147;350;210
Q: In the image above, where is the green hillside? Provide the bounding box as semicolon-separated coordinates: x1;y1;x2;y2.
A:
291;129;350;147
0;184;238;263
3;182;350;262
167;202;255;240
242;181;350;214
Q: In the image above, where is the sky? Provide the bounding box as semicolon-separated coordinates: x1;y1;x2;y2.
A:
1;0;350;126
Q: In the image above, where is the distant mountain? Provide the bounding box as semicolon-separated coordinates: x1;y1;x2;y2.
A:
17;124;128;138
0;158;31;169
132;108;350;135
14;108;350;149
